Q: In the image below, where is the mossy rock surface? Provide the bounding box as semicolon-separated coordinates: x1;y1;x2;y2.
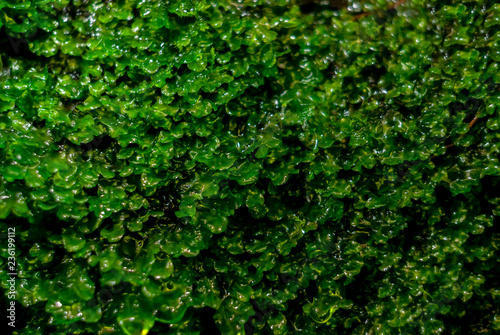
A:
0;0;499;334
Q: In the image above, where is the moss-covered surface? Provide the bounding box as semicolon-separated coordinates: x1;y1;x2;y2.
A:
0;0;499;334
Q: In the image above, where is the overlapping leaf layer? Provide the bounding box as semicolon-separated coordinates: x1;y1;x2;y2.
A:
0;0;499;334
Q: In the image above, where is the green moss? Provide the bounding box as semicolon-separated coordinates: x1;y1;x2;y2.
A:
1;0;499;334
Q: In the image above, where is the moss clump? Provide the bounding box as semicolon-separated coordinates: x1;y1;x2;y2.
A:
0;0;499;334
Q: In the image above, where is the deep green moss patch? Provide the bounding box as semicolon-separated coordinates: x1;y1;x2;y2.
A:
1;0;499;334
